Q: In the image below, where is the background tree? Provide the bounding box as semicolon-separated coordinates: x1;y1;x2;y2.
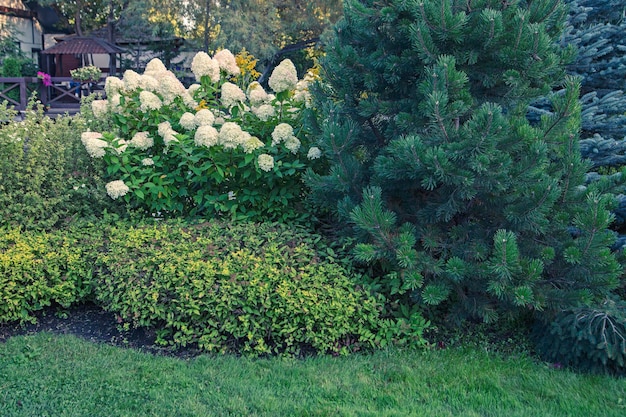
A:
183;0;342;77
37;0;342;76
114;1;182;69
561;0;626;241
306;0;625;324
34;0;116;36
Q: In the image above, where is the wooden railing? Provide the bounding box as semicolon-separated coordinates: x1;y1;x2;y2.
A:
0;77;106;113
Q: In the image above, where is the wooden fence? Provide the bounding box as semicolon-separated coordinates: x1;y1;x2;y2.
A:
0;77;105;114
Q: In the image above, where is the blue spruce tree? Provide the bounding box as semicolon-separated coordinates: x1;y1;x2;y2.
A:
561;0;626;239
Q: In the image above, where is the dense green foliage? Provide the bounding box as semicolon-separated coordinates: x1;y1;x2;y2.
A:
0;101;122;231
0;218;427;355
95;221;426;355
306;0;625;329
534;298;626;375
0;226;99;324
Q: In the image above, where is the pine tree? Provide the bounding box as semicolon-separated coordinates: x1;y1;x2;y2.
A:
306;0;624;323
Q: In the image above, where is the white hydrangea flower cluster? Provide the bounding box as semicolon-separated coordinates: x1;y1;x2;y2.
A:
195;109;214;126
105;180;130;200
284;137;301;154
271;123;294;146
139;74;160;91
91;99;108;119
194;125;219;147
144;58;167;73
247;82;269;106
157;72;189;105
248;82;276;121
105;58;197;111
214;49;240;76
105;76;124;97
187;84;201;95
257;154;274;172
109;94;121;112
191;51;220;82
252;104;275;122
158;121;179;145
129;131;154;150
268;59;298;93
179;112;197;130
141;158;155;166
293;70;316;107
123;70;142;91
271;122;300;154
218;122;250;149
133;58;191;105
81;131;108;158
307;146;322;160
221;82;246;108
139;90;162;111
241;136;264;154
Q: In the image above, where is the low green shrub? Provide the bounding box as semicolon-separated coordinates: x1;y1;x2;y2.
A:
94;221;427;355
0;100;124;231
533;298;626;376
0;225;102;324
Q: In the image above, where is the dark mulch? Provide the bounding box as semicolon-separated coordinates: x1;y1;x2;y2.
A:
0;303;203;359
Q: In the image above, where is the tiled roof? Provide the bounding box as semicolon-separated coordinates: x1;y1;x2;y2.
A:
41;37;125;55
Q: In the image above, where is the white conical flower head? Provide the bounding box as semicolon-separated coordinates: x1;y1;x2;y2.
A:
268;59;298;93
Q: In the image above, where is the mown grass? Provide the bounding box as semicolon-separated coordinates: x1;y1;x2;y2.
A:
0;333;624;416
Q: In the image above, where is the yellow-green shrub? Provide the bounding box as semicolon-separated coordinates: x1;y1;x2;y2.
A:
0;100;123;231
94;221;417;355
0;227;99;323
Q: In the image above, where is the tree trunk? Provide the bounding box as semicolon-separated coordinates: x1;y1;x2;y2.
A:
107;0;115;44
203;0;210;52
75;1;83;36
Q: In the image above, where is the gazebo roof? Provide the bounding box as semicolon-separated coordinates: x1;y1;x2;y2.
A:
41;37;125;55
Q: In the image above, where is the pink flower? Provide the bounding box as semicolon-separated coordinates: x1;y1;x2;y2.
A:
37;71;52;87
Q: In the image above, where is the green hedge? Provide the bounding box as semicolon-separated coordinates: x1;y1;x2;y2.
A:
94;221;398;355
0;219;429;355
0;226;101;323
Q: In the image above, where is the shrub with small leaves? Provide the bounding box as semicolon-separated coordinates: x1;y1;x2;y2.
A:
0;225;102;324
533;298;626;376
0;99;123;231
93;220;428;355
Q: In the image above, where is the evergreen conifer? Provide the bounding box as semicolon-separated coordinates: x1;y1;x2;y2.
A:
561;0;626;240
564;0;626;152
307;0;625;323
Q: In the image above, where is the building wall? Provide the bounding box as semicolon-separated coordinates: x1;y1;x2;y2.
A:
0;0;44;60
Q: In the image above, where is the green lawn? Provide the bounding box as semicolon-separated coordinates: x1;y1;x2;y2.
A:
0;333;624;416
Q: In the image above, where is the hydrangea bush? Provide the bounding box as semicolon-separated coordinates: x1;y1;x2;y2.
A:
84;50;321;222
